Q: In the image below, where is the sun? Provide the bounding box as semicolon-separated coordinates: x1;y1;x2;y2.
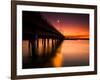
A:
57;19;60;23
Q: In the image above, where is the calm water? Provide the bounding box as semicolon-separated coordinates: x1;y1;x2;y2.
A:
22;39;89;69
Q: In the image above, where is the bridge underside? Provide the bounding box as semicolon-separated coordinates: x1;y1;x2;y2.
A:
22;11;64;40
22;11;65;68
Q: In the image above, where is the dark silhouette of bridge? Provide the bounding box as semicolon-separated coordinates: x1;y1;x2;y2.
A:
22;11;65;68
22;11;64;40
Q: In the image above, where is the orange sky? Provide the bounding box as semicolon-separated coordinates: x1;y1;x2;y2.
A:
42;12;89;38
52;21;89;38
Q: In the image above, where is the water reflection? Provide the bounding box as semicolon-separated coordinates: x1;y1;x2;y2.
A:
58;40;89;66
22;39;89;69
22;38;63;68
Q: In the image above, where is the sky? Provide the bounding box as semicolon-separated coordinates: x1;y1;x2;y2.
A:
41;12;89;38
